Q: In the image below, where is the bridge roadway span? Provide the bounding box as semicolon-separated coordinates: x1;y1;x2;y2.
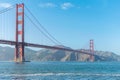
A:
0;40;95;56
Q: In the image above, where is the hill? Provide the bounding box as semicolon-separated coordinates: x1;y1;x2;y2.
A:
0;46;120;61
0;46;36;61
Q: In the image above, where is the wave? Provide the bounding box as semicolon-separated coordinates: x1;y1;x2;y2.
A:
1;73;120;77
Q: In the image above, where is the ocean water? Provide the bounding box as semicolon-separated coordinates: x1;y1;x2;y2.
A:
0;62;120;80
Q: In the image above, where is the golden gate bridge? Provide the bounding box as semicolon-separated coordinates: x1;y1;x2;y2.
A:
0;3;95;62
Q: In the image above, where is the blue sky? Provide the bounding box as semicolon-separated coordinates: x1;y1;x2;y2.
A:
0;0;120;54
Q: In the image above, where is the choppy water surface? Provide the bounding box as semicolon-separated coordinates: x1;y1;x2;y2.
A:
0;61;120;80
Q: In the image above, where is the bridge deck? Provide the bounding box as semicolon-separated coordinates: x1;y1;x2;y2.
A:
0;40;94;56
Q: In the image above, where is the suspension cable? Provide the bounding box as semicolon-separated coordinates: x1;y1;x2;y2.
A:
24;13;59;45
25;5;63;45
0;4;15;15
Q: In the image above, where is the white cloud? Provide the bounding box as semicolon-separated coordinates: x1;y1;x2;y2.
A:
39;2;56;8
0;3;12;8
39;2;76;10
61;2;74;10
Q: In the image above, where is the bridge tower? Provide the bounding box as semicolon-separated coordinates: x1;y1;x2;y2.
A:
89;39;94;62
15;3;25;62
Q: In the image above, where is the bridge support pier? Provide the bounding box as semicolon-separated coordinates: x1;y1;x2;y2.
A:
14;3;25;62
